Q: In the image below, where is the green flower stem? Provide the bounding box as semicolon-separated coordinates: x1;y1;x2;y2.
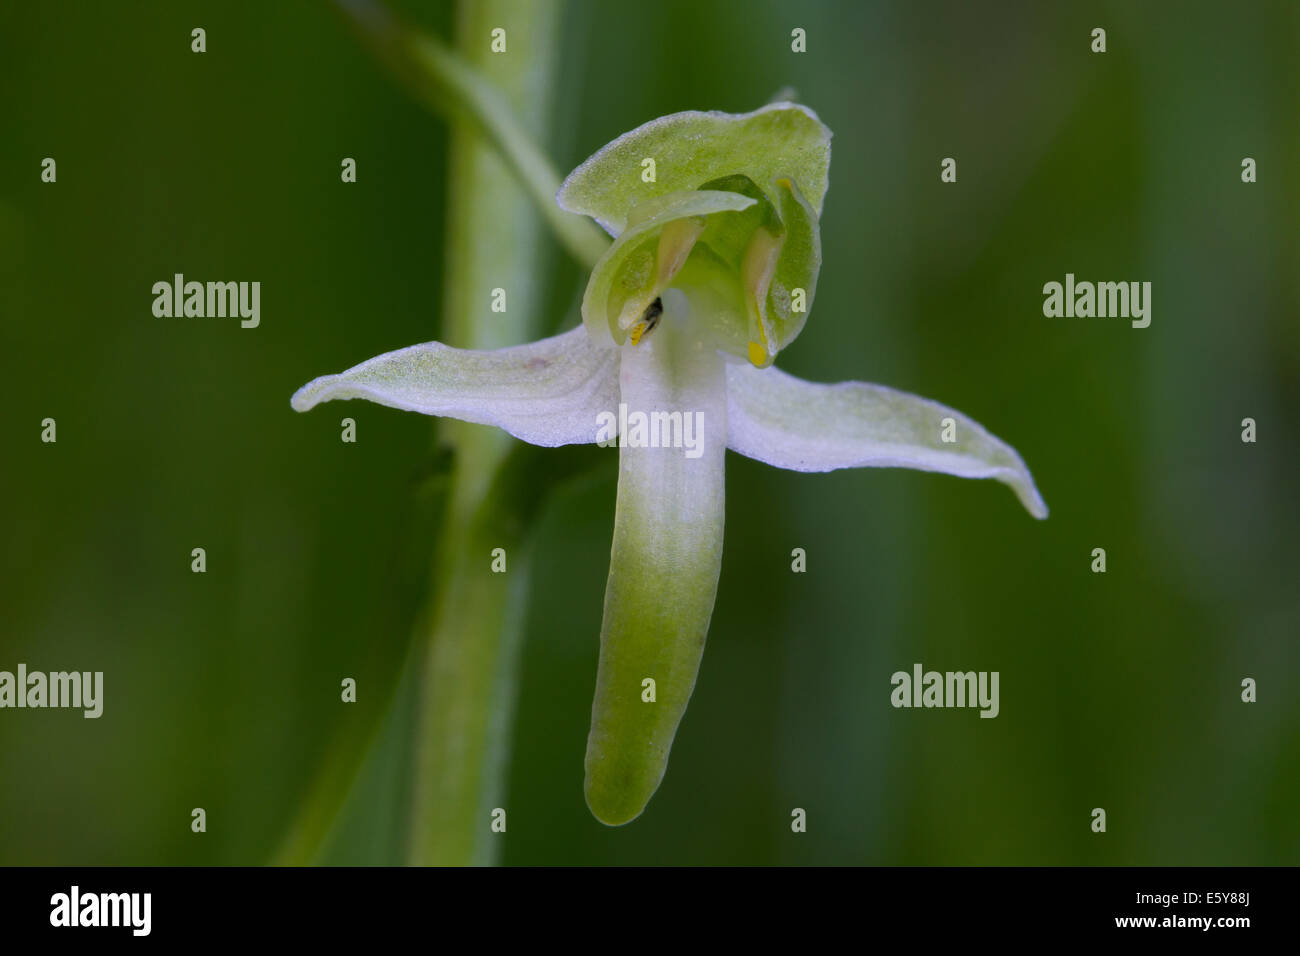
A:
334;0;610;270
411;441;586;864
275;0;583;867
406;0;562;866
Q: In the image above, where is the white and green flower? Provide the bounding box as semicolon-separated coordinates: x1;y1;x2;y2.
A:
292;103;1047;826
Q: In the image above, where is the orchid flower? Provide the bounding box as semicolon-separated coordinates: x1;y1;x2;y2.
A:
291;103;1047;826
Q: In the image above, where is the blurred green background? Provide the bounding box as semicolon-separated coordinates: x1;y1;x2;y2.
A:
1;0;1297;865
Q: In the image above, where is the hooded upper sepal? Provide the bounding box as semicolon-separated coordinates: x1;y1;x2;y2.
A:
557;102;832;236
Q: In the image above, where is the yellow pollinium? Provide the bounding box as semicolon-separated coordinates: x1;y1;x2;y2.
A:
747;341;768;366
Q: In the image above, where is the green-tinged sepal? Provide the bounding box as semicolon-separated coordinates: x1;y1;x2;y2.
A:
557;102;832;235
567;104;831;365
